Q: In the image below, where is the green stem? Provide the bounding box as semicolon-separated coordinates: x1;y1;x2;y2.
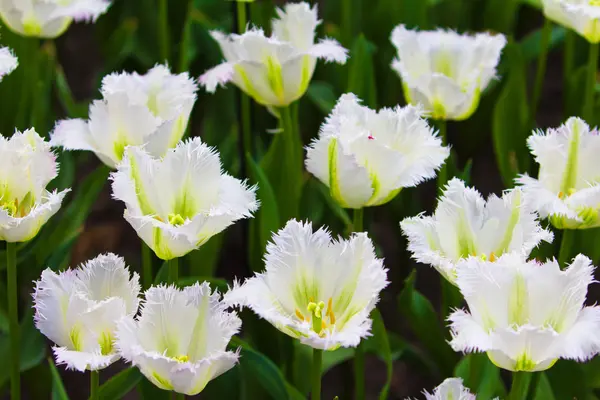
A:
279;105;301;220
178;0;194;73
90;370;99;400
558;229;575;268
583;42;599;121
168;257;179;285
531;19;552;129
142;242;153;288
564;30;575;86
7;242;19;400
312;349;322;400
353;208;364;233
508;372;532;400
353;344;365;400
158;0;170;62
436;120;448;193
174;393;185;400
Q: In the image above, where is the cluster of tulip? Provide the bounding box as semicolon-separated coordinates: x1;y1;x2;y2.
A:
2;0;600;399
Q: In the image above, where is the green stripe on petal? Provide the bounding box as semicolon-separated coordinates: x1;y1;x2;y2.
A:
151;371;173;390
265;56;285;105
508;273;528;326
234;65;264;105
561;120;580;193
130;155;155;216
495;191;522;254
328;138;349;207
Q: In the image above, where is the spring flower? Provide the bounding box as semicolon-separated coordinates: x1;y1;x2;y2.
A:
421;378;477;400
111;138;258;260
199;2;347;107
449;253;600;372
542;1;600;43
33;253;140;371
390;25;506;121
401;178;553;284
0;0;111;38
0;46;17;80
0;128;69;242
225;220;388;350
116;283;241;396
517;117;600;229
306;93;449;209
51;65;197;168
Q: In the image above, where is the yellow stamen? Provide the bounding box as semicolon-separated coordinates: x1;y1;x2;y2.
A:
329;309;336;325
558;191;565;199
168;213;185;226
489;252;496;262
174;354;189;363
568;188;577;196
295;308;305;321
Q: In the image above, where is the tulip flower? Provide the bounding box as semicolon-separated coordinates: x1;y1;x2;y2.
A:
449;253;600;372
199;2;347;107
0;46;17;80
33;253;140;371
306;93;449;209
390;25;506;121
517;117;600;230
225;219;388;350
401;178;553;284
0;0;110;38
0;128;69;242
110;138;258;260
51;64;197;168
116;282;241;396
542;0;600;43
422;378;477;400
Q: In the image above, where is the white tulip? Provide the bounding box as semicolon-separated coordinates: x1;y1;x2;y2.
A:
0;46;17;80
449;253;600;372
51;64;197;168
33;253;140;371
225;220;388;350
200;2;347;107
420;378;477;400
0;0;110;38
542;0;600;43
390;25;506;121
306;93;449;209
517;117;600;229
401;178;553;284
111;138;258;260
116;282;241;396
0;128;69;242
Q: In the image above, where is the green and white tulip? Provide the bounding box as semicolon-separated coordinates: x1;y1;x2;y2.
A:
200;2;347;107
306;93;449;209
422;378;478;400
542;0;600;43
390;25;506;121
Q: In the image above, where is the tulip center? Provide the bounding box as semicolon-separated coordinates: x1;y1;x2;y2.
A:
99;331;114;355
480;252;497;262
173;354;190;363
168;213;185;226
1;192;34;217
295;298;336;336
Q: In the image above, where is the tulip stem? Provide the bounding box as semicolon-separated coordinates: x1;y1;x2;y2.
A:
564;30;576;87
436;120;448;194
235;0;253;171
7;242;19;400
312;348;322;400
558;229;575;269
353;208;364;232
354;344;365;400
158;0;170;62
142;243;153;288
169;257;179;285
583;42;599;121
279;105;301;220
90;370;99;400
531;19;552;129
508;371;532;400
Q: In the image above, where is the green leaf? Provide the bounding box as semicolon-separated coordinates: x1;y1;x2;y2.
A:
483;0;520;33
247;154;280;272
136;376;169;400
583;356;600;388
187;232;224;277
95;368;142;400
492;42;530;188
566;66;588;120
307;81;338;115
533;373;556;400
347;34;377;108
546;360;590;400
364;309;392;400
49;358;70;400
397;269;457;376
316;181;352;227
153;261;169;285
231;337;291;400
454;354;506;399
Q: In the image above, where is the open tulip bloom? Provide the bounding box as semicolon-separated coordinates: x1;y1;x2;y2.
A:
0;128;69;242
542;0;600;43
401;178;553;284
390;25;506;121
51;64;197;168
449;253;600;372
33;253;140;371
116;283;241;396
0;46;17;80
0;0;111;38
200;2;348;107
225;220;388;350
111;138;258;260
421;378;478;400
306;93;449;209
517;117;600;229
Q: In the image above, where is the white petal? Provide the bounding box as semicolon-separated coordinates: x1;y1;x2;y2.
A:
0;46;17;80
309;38;348;63
424;377;476;400
199;63;234;93
53;347;117;372
272;2;319;51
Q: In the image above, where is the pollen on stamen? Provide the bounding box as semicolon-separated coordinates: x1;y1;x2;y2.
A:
295;308;305;321
489;252;496;262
